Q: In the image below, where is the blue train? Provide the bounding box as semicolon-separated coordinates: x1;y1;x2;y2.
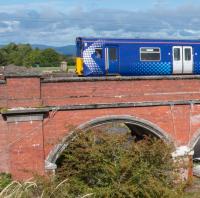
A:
76;37;200;76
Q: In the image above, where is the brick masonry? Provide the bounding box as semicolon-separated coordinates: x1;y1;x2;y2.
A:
1;75;200;180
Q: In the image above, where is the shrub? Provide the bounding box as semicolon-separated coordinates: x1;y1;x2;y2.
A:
0;173;12;192
56;130;182;198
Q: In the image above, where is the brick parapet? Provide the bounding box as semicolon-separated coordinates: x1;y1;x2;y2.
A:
1;75;200;108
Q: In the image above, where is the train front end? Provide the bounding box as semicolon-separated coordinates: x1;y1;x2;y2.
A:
75;37;83;76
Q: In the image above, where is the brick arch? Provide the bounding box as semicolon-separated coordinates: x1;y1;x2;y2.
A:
45;115;174;172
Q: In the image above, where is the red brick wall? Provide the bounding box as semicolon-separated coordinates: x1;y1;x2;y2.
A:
43;105;200;158
0;116;9;173
41;80;200;106
6;77;41;108
2;77;200;108
0;83;7;108
8;120;45;180
1;76;200;180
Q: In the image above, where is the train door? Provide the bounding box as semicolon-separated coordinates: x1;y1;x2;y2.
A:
105;46;119;74
173;46;193;74
183;46;193;74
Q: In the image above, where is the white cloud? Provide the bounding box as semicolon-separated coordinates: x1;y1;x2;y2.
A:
1;2;200;45
0;20;19;33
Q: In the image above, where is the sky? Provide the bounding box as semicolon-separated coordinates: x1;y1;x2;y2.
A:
0;0;200;46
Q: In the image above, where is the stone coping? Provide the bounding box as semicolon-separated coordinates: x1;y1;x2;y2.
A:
42;75;200;83
1;73;200;82
4;73;42;78
1;99;200;115
1;107;49;115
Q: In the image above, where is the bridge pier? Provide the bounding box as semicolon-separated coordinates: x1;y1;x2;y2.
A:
4;111;47;180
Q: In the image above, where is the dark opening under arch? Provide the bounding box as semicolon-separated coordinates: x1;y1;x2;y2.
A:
190;130;200;159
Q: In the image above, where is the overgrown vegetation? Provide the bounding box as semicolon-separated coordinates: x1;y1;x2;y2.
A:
0;173;12;192
56;130;183;198
0;129;196;197
0;43;75;67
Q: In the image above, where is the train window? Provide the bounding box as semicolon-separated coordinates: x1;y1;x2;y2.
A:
185;48;191;61
174;48;181;61
109;48;117;61
140;48;161;61
95;48;102;58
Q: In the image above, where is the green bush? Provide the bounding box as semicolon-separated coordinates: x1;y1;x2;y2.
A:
0;173;12;191
56;130;182;198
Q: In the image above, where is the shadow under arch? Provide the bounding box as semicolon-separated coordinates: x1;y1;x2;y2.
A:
45;115;174;171
189;129;200;158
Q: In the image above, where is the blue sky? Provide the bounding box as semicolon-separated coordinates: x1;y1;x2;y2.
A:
0;0;200;46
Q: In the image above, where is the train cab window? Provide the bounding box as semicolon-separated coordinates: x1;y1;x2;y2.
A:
109;48;117;61
95;48;102;58
140;48;161;61
174;48;181;61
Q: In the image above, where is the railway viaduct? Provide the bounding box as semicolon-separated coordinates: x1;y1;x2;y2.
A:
1;71;200;180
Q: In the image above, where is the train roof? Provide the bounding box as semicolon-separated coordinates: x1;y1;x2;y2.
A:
76;37;200;44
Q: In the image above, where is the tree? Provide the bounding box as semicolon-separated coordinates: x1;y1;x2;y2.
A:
65;55;75;66
0;49;8;66
3;44;32;66
40;48;61;67
23;49;42;67
0;43;65;67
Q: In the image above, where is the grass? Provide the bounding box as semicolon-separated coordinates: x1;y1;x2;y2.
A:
37;65;75;72
0;178;94;198
0;177;200;198
183;177;200;198
37;66;60;72
0;173;12;192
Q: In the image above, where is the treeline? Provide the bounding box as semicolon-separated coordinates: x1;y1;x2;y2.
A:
0;43;75;67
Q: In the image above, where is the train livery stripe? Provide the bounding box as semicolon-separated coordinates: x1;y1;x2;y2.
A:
83;40;200;45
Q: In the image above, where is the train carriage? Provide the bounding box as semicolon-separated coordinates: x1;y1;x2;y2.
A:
75;37;200;76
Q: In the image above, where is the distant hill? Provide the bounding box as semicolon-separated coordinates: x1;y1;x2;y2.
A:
0;44;76;56
32;44;76;56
